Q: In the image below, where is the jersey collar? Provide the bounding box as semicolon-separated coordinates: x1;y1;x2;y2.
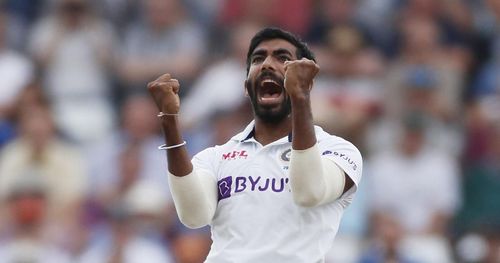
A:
231;121;330;144
231;120;293;143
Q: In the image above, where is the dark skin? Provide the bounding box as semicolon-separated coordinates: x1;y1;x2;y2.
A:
147;38;353;194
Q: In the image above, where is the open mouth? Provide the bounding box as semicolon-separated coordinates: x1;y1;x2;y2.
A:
258;77;284;105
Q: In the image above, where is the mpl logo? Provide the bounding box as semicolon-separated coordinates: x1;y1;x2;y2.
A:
222;150;248;160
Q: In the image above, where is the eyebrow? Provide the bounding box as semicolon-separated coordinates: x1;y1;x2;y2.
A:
251;49;267;57
251;48;294;58
273;48;293;57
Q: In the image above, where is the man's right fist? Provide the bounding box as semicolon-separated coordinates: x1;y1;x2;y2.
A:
147;73;180;114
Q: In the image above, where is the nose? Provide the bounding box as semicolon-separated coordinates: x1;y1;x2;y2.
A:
261;55;276;72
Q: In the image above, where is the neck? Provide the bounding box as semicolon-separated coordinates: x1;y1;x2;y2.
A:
253;117;291;146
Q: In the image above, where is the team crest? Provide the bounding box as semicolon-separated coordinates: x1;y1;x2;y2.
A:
280;149;291;162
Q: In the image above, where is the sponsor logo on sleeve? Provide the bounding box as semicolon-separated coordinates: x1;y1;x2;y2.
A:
322;150;332;155
322;150;358;171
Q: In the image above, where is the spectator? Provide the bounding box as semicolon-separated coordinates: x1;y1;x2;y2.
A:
29;0;117;144
311;23;385;150
118;0;206;96
369;112;460;234
3;0;45;49
455;115;500;263
369;65;464;156
385;16;464;122
358;215;416;263
99;0;139;34
180;21;258;150
85;94;169;200
307;0;366;43
79;181;175;263
0;1;497;261
0;170;72;263
0;102;86;235
470;39;500;126
218;0;312;36
356;0;399;54
365;112;459;262
0;9;34;147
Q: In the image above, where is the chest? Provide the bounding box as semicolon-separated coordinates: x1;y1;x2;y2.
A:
214;146;292;202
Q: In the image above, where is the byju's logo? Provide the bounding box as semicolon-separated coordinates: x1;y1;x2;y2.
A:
329;151;358;171
218;176;232;200
217;175;290;202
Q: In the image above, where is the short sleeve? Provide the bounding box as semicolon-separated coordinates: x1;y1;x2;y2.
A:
191;147;218;179
318;137;363;195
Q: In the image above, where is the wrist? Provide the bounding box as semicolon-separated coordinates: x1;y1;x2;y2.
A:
158;112;178;117
289;91;310;103
287;81;311;97
160;114;178;125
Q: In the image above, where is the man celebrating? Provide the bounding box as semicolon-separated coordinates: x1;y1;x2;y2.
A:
148;27;362;262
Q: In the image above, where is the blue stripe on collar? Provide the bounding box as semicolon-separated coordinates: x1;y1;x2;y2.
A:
242;128;255;142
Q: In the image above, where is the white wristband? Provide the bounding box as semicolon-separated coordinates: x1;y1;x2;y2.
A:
158;141;186;150
157;112;178;118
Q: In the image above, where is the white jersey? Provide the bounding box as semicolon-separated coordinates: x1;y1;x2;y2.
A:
192;121;363;263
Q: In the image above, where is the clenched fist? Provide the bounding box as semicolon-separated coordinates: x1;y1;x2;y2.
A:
284;58;320;98
147;73;180;114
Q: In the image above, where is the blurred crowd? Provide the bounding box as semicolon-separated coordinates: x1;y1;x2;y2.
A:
0;0;499;262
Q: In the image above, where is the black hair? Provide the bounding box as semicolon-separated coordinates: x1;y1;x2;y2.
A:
246;27;316;74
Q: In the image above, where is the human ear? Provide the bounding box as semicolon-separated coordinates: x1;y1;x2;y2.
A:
244;79;249;97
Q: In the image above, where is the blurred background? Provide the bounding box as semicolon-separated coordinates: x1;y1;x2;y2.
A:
0;0;499;262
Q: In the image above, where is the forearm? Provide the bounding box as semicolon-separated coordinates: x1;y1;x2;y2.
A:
161;117;217;227
288;89;346;206
289;144;346;207
168;169;217;228
290;93;316;150
284;58;347;207
160;116;192;176
149;73;216;227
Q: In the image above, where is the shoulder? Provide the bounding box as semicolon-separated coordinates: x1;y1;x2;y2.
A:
314;126;363;181
193;146;218;162
315;126;362;160
192;140;239;167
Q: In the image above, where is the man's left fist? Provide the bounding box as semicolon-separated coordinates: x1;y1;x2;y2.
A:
284;58;320;98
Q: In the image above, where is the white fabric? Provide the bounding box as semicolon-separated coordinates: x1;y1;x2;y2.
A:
78;236;174;263
0;50;33;106
125;181;170;216
168;169;217;228
29;17;116;143
0;239;71;263
368;147;460;233
85;134;170;198
400;235;454;263
180;121;362;263
289;144;346;207
180;59;246;128
0;139;87;206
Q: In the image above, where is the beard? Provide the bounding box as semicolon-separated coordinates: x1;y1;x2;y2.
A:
245;74;291;124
